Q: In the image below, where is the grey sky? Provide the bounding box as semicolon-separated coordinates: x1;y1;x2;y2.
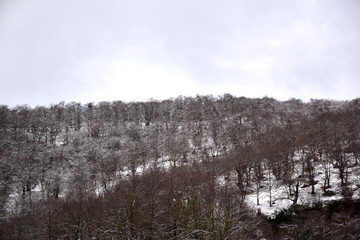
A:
0;0;359;107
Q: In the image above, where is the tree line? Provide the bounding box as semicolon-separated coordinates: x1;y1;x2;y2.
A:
0;95;359;239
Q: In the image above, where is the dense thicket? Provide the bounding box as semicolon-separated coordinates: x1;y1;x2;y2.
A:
0;95;359;239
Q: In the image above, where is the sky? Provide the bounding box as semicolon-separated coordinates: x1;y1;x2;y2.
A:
0;0;359;107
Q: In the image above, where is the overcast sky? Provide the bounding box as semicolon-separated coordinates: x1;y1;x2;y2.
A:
0;0;359;107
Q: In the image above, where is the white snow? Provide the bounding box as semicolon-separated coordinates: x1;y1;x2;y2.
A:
241;153;360;218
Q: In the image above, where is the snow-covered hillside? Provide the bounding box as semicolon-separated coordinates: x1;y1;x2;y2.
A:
1;96;359;239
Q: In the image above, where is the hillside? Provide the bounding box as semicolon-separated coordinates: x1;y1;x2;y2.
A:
0;95;360;239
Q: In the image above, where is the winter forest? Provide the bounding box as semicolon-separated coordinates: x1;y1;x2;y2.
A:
1;94;360;239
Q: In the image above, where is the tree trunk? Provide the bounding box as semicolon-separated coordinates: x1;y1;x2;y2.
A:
293;182;299;204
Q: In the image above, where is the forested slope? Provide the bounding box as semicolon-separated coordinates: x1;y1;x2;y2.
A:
0;95;360;239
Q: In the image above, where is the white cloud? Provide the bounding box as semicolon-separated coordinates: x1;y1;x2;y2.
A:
0;0;359;106
77;58;198;103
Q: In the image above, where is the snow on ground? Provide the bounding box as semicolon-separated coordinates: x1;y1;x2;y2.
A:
245;192;293;217
242;159;360;218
